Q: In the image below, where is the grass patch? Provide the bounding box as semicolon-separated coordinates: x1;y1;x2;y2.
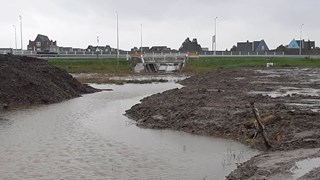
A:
48;58;132;74
185;57;320;73
48;57;320;75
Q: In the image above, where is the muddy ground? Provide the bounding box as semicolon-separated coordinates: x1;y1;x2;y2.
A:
0;54;99;109
125;68;320;179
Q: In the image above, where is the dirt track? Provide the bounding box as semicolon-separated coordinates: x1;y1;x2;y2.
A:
125;68;320;179
0;54;99;109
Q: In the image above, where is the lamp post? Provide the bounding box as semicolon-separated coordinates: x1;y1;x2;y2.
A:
140;24;143;54
13;25;17;51
299;24;304;56
116;12;119;71
96;36;99;59
19;15;23;50
213;17;218;55
116;12;119;60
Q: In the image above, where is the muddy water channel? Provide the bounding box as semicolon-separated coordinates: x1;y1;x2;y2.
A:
0;82;259;179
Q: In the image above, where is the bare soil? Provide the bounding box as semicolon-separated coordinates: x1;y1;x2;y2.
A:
0;54;99;109
125;68;320;179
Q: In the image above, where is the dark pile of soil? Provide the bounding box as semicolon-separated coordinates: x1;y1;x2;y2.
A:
126;68;320;151
0;54;99;108
126;68;320;178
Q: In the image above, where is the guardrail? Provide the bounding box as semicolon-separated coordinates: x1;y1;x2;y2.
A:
2;50;320;59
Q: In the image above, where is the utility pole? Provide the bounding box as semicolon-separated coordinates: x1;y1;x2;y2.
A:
96;36;99;60
116;12;119;72
13;25;17;50
299;24;304;56
116;12;119;60
19;15;23;50
213;17;218;55
140;24;143;54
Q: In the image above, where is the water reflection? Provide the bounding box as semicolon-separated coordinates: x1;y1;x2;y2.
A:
0;82;259;180
291;157;320;179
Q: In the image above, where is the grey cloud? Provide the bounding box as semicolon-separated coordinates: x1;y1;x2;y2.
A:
1;0;319;50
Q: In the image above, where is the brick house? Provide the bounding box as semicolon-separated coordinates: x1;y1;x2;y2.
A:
27;34;58;52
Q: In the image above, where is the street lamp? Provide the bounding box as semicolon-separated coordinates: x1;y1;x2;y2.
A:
13;25;17;50
116;12;119;60
116;12;119;71
299;24;304;56
19;15;23;50
96;36;99;59
140;24;143;54
213;17;218;55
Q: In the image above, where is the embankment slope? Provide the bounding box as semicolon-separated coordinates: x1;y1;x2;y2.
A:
0;55;99;108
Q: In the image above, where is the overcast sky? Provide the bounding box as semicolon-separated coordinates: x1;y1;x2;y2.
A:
1;0;319;51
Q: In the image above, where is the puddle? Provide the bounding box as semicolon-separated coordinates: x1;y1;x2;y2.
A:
249;87;320;98
235;77;245;80
255;69;320;85
290;157;320;179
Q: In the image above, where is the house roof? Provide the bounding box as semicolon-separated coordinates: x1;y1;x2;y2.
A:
288;39;300;49
237;39;269;52
256;40;269;51
35;34;50;42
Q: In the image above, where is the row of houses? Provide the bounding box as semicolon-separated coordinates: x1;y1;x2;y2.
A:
231;39;316;52
131;46;174;53
27;34;103;53
27;34;176;53
26;34;318;54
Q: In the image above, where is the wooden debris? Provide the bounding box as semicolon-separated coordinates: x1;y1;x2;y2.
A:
250;102;272;149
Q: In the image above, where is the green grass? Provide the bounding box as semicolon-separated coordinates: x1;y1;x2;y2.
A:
186;57;320;73
48;58;132;74
48;57;320;74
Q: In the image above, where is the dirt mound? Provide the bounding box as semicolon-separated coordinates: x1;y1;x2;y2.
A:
0;54;99;108
227;148;320;179
126;68;320;151
126;68;320;179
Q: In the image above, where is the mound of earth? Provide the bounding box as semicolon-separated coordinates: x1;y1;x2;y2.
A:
227;148;320;180
126;68;320;151
125;68;320;179
0;54;99;108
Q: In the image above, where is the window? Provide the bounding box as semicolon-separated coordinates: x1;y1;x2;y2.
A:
36;41;41;47
261;46;265;50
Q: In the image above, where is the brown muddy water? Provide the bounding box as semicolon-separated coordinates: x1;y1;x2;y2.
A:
0;82;259;179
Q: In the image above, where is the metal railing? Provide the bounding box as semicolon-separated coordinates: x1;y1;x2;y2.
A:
2;50;319;59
